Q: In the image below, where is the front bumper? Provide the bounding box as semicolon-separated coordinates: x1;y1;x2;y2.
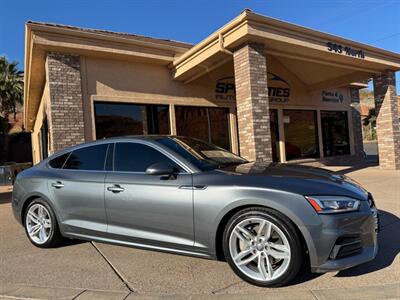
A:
306;201;378;273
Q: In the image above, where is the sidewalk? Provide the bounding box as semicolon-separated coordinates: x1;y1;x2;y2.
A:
1;283;399;300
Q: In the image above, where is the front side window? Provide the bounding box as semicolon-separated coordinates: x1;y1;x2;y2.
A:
63;144;108;170
114;142;180;172
94;102;170;139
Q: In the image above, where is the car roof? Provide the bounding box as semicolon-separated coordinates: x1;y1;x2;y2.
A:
44;135;186;159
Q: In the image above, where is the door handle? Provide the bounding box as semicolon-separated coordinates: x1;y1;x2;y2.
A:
51;181;64;189
107;185;125;193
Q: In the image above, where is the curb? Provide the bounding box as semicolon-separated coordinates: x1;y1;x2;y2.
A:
1;283;399;300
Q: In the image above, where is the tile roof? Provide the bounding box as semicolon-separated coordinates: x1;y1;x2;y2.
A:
27;21;193;49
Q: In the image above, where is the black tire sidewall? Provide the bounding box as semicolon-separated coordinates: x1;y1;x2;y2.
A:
222;208;303;287
24;198;61;248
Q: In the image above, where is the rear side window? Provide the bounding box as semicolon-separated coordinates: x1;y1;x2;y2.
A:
49;153;70;169
63;144;108;171
114;142;181;172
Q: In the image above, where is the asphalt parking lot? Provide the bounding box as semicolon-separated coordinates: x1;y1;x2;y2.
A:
0;165;399;299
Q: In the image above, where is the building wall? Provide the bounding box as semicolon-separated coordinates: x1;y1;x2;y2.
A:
31;52;358;164
31;83;49;164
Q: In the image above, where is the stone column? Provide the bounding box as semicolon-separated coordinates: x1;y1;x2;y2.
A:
350;88;364;157
373;70;400;170
233;42;272;162
46;52;85;153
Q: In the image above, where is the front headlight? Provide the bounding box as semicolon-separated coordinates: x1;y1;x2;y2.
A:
305;196;360;214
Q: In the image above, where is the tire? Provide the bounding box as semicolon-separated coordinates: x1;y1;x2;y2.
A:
24;198;64;248
222;207;303;287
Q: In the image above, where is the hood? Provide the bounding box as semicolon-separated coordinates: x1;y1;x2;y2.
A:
220;162;369;200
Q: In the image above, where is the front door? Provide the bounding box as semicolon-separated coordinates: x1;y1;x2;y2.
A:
104;141;194;249
321;111;350;157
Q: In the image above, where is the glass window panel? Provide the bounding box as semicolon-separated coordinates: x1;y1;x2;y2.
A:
114;142;180;172
209;108;230;150
94;102;170;139
175;106;231;150
147;105;170;135
63;144;108;170
175;106;209;143
283;110;319;160
270;109;279;162
321;111;350;157
49;153;70;169
95;102;144;139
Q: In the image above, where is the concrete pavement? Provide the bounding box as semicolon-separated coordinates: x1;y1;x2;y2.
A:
0;166;399;299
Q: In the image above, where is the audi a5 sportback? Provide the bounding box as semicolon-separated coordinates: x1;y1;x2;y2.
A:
12;136;378;286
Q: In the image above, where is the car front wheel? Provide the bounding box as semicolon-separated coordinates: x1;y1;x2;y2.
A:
24;198;63;248
223;207;303;287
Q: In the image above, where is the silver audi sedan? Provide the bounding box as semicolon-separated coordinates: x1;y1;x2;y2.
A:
12;136;379;287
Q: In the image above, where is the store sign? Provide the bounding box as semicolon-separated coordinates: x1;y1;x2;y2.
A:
322;90;344;103
327;42;365;59
267;72;291;103
215;72;291;103
215;76;236;101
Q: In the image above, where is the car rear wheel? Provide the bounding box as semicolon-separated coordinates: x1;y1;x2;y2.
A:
24;198;63;248
222;207;303;287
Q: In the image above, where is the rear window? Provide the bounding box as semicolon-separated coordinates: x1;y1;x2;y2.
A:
48;153;70;169
63;144;108;171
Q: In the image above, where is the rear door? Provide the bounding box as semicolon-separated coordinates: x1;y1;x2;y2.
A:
104;141;194;249
47;143;109;236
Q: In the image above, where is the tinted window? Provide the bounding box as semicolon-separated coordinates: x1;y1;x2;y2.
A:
63;144;108;170
49;153;70;169
321;111;350;157
283;110;319;160
175;106;231;150
94;102;170;139
114;142;180;172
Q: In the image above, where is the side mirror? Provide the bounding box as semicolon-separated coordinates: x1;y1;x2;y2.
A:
145;162;175;176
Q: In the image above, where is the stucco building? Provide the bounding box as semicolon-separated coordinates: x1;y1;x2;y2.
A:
24;10;400;169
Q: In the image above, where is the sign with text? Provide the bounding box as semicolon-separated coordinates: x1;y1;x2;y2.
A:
327;42;365;59
322;90;344;103
215;72;291;103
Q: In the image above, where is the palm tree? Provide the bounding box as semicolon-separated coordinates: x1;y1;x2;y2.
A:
0;56;23;120
0;56;23;163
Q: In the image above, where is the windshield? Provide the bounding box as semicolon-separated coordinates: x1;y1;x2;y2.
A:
155;137;248;171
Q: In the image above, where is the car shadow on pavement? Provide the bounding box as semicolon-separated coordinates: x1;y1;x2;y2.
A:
58;238;88;248
335;210;399;277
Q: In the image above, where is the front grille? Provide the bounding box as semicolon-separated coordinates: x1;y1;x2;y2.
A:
329;234;362;260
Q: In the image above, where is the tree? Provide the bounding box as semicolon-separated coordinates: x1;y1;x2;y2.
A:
363;108;376;140
0;56;23;120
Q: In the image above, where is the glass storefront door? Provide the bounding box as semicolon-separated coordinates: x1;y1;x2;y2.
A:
94;102;169;139
321;111;350;157
175;106;231;150
283;110;319;160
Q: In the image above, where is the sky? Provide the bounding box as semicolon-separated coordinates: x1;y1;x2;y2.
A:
0;0;399;86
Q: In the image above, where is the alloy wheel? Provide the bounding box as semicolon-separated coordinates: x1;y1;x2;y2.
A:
229;217;291;282
26;203;52;244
